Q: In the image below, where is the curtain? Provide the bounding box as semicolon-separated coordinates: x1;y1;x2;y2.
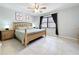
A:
39;16;43;29
51;13;59;35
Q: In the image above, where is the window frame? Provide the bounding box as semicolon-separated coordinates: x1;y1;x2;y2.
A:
42;16;56;28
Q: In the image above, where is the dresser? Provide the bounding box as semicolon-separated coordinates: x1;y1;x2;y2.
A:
0;30;14;41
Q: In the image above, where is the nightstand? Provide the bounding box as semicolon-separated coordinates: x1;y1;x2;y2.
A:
0;30;14;41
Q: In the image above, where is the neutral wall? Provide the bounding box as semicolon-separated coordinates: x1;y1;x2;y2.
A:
58;6;79;39
0;6;35;30
32;16;40;28
0;6;14;30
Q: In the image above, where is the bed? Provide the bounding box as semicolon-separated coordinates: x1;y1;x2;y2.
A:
13;22;46;46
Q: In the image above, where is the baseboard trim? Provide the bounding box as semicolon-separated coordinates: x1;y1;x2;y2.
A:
59;35;79;40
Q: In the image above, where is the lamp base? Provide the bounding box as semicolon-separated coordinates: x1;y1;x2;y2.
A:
5;28;9;30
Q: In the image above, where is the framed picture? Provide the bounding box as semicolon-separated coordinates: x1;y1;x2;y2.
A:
15;12;23;21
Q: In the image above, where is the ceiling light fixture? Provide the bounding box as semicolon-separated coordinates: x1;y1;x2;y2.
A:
27;3;47;13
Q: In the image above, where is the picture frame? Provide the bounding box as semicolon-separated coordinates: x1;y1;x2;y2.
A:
15;12;23;21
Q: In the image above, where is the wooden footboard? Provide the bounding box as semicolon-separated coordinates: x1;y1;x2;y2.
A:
24;30;46;46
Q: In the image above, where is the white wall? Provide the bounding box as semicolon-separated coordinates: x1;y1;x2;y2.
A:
0;6;14;30
58;6;79;39
0;6;35;30
32;16;40;28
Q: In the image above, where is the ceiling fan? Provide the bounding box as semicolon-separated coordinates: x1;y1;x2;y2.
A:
27;3;47;13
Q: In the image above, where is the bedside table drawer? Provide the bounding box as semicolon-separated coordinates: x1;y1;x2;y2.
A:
2;33;7;40
1;30;14;40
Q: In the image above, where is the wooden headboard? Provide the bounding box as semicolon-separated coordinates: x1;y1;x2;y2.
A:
13;22;32;29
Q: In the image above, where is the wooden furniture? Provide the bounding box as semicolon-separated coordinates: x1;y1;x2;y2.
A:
24;30;46;46
0;30;14;41
13;22;46;46
13;22;32;29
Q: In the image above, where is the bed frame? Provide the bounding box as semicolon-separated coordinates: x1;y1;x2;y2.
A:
13;22;46;46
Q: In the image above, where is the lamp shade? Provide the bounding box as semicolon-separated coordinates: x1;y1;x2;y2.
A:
32;23;35;27
4;25;9;28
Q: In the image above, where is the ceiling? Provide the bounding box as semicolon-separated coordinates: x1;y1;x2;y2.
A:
0;3;79;16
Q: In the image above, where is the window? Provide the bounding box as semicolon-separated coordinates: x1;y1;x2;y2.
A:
42;16;56;28
42;18;47;27
48;17;56;28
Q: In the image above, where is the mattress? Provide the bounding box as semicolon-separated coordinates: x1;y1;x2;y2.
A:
15;28;45;42
16;28;45;34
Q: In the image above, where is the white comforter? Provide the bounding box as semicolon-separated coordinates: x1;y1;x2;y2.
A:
15;29;45;42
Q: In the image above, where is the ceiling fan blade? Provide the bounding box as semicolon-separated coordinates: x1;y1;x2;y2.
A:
27;7;34;9
40;7;47;9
